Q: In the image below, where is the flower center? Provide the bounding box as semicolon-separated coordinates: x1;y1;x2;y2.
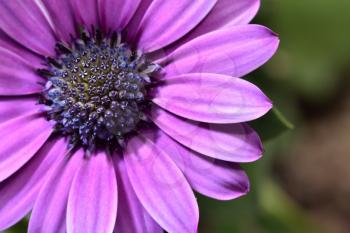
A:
39;29;159;152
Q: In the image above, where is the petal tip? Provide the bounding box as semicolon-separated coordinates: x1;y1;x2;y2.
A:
251;153;263;163
259;94;273;116
260;25;280;39
265;99;274;112
234;180;251;200
220;178;251;201
211;173;250;201
243;182;250;195
270;29;280;38
244;125;264;162
269;29;281;51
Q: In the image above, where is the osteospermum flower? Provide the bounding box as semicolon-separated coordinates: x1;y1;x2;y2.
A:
0;0;279;232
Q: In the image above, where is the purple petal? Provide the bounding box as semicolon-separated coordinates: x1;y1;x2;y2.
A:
143;128;250;200
113;155;163;233
70;0;99;31
165;0;260;53
0;96;40;124
67;152;118;233
0;47;45;96
0;30;45;69
192;0;260;35
42;0;78;43
135;0;217;52
0;138;67;231
125;134;199;233
0;112;52;182
153;73;272;123
160;25;279;77
125;0;153;43
98;0;141;32
0;0;56;56
28;149;84;233
149;107;263;162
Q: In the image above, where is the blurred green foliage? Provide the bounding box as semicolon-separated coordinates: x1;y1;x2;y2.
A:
260;0;350;102
251;108;294;142
4;0;350;232
197;0;350;232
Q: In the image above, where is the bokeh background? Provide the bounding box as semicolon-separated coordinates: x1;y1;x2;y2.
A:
4;0;350;232
197;0;350;232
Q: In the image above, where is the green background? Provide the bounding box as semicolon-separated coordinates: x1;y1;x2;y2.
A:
198;1;350;232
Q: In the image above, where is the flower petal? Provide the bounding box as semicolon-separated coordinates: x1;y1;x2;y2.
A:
0;112;52;182
28;149;84;233
153;73;272;124
67;152;118;233
160;25;279;77
193;0;260;33
0;0;56;56
0;30;45;69
0;96;40;124
136;0;217;52
114;155;163;233
167;0;260;51
0;47;45;96
42;0;78;43
143;128;250;200
70;0;99;31
125;0;153;43
149;107;263;162
125;134;199;233
98;0;141;32
0;138;67;231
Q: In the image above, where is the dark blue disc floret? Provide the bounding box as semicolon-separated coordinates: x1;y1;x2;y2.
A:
39;29;160;152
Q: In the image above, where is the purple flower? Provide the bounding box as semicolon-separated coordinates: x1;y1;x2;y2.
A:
0;0;279;233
